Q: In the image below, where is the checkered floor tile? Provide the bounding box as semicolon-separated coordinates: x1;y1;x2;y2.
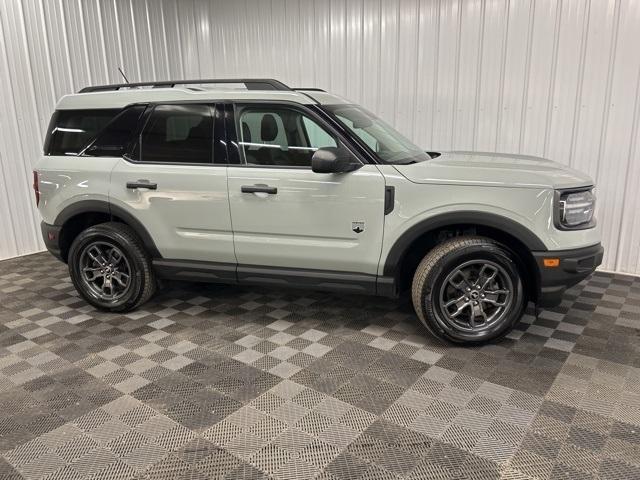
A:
0;252;639;479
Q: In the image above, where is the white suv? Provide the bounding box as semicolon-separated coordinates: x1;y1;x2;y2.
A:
34;78;603;344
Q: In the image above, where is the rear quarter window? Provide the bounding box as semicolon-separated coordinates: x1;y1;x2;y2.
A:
44;109;119;156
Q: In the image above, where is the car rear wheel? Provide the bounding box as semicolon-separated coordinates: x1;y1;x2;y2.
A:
411;236;525;344
68;222;156;312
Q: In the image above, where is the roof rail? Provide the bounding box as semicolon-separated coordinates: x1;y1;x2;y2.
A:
293;88;326;92
78;78;291;93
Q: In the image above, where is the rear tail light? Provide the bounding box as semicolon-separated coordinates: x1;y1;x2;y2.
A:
33;171;40;206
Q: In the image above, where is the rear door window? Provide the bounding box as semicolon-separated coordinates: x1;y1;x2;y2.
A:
85;105;147;157
137;104;214;164
45;109;119;156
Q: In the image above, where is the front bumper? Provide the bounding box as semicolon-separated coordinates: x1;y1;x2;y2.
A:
41;222;63;262
533;243;604;307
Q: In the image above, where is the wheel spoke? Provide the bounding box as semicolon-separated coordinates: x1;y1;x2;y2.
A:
481;292;508;307
448;269;473;292
112;271;129;288
480;265;498;289
469;307;477;328
108;248;123;266
101;278;113;297
470;302;488;327
447;277;464;291
477;264;489;282
87;246;107;266
449;299;470;318
82;266;102;281
444;294;467;308
485;288;509;295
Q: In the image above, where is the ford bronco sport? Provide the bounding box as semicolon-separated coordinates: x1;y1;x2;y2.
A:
35;78;603;344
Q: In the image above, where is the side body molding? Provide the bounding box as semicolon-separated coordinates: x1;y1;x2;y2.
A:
54;200;162;259
382;211;548;276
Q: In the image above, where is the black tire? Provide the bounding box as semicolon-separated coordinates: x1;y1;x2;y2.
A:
411;236;525;344
68;222;156;312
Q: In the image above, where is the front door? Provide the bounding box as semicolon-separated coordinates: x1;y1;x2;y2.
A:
226;103;386;276
109;103;235;269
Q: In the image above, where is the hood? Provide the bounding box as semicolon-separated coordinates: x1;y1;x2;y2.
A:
393;151;593;189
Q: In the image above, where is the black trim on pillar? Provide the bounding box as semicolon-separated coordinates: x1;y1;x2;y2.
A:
224;103;241;165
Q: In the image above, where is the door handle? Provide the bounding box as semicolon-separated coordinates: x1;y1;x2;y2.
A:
126;180;157;190
241;184;277;194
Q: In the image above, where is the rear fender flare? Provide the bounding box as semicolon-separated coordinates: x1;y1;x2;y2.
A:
54;200;161;258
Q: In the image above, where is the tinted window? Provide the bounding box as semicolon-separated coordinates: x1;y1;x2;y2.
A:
86;105;146;157
46;109;119;156
238;106;337;167
139;104;213;164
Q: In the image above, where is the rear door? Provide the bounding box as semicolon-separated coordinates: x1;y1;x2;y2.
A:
226;103;386;277
109;103;236;270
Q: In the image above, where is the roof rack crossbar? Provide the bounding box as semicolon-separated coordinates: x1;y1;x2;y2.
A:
78;78;291;93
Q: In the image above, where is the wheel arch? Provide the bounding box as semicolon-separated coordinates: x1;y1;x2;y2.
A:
383;212;545;299
54;200;161;262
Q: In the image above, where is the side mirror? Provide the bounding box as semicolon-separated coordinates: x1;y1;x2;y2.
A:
311;147;361;173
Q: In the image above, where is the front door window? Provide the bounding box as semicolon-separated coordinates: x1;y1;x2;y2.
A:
238;107;338;167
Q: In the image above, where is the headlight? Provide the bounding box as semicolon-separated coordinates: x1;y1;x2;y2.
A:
555;188;596;229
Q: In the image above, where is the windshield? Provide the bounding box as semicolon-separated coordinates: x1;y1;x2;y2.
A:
322;104;431;164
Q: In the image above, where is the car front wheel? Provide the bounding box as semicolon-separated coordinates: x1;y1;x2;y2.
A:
411;236;525;344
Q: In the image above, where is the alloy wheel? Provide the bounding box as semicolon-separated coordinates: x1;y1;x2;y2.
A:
79;241;131;302
437;259;514;333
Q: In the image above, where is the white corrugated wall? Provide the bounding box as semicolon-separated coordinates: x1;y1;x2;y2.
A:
0;0;639;274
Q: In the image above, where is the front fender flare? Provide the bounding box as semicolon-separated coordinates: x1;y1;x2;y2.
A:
382;211;547;276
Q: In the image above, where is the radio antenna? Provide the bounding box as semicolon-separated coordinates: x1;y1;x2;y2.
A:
118;67;130;84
